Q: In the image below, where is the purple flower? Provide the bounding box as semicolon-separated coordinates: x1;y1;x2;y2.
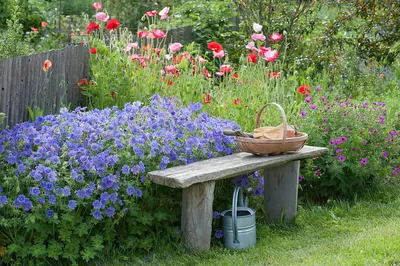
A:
93;210;103;220
382;151;387;158
316;86;322;91
68;200;77;210
300;110;307;117
93;200;102;209
121;165;130;175
215;229;223;239
46;209;55;218
392;170;398;176
335;149;342;154
212;211;221;219
105;207;115;217
341;136;347;143
310;104;317;110
126;186;136;196
360;130;363;134
305;96;311;103
135;189;143;197
361;158;368;166
321;96;326;100
338;156;346;162
30;187;40;196
315;171;322;176
298;175;303;182
0;195;8;205
329;139;335;145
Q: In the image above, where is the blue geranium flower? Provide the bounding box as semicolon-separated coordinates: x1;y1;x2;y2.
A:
93;210;103;220
46;209;55;218
105;206;115;217
126;186;136;196
68;200;77;210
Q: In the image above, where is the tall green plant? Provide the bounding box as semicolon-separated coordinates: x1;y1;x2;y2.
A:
0;0;32;60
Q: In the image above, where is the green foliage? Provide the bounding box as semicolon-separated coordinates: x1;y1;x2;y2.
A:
26;106;43;122
0;0;32;60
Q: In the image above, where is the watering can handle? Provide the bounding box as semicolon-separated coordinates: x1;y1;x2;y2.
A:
232;187;242;244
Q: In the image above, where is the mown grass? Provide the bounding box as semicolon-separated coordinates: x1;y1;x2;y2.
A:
109;195;400;266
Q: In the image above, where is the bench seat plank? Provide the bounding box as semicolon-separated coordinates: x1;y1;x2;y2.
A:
148;145;328;188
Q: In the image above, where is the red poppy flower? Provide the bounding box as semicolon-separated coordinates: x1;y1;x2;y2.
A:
247;53;257;63
106;19;120;30
31;27;38;33
138;31;148;38
207;42;223;52
203;93;211;104
43;60;52;72
232;73;239;79
86;21;100;34
167;80;173;86
267;72;280;78
89;48;97;54
111;91;116;99
145;10;157;16
233;98;242;105
203;69;212;79
77;78;88;86
297;84;311;95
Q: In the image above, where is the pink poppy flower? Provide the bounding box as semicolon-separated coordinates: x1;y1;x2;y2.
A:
131;54;141;61
258;46;271;56
95;12;109;22
251;33;266;41
269;33;282;42
168;42;183;53
215;72;224;77
159;7;170;20
123;42;138;52
197;56;208;64
213;50;225;58
152;29;166;39
220;65;232;73
263;49;278;62
165;65;177;74
245;41;255;50
92;2;102;10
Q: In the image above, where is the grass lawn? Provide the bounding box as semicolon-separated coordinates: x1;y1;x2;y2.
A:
117;196;400;266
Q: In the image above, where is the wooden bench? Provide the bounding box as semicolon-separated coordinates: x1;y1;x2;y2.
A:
148;145;328;251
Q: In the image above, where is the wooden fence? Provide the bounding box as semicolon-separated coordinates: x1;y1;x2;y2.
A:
0;45;89;129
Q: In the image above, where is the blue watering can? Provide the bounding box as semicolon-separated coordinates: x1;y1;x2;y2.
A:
221;187;256;250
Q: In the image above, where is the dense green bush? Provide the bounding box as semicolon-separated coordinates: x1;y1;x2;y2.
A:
296;86;400;199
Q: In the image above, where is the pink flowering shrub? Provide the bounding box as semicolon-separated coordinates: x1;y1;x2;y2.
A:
297;87;400;199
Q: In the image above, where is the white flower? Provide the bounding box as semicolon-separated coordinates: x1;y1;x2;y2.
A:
253;23;263;33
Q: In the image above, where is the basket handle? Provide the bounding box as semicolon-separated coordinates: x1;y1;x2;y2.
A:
255;102;287;154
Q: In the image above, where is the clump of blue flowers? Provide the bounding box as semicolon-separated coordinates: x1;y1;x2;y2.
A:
0;94;239;264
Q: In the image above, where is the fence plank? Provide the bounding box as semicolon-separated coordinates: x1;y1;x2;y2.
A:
0;45;89;129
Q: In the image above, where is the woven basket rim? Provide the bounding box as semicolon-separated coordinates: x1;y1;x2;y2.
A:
236;132;308;143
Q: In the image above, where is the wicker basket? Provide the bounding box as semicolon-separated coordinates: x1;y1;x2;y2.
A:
236;103;308;156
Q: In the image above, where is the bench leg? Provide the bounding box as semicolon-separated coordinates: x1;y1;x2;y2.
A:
264;160;300;223
181;181;215;251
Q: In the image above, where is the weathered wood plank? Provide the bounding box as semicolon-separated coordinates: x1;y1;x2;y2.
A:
148;146;328;188
0;45;89;129
264;160;300;223
181;181;215;251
